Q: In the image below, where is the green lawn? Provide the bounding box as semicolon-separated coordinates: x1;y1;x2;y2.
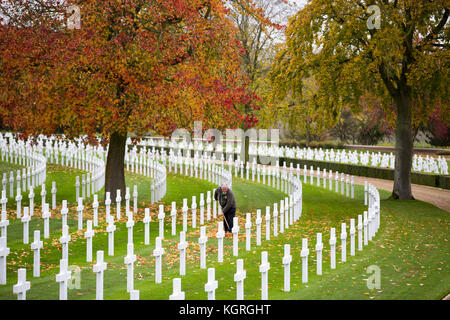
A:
0;163;448;300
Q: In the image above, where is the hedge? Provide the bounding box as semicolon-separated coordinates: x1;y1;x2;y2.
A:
279;157;450;191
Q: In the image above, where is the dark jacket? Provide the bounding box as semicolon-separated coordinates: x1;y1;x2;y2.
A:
214;187;236;213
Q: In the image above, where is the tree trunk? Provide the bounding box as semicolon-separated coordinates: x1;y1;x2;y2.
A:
392;88;414;200
305;127;310;147
244;135;250;173
104;131;127;201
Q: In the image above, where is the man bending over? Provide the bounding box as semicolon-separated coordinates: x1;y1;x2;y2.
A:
214;183;236;233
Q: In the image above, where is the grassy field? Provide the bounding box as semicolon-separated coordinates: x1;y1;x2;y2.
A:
0;163;448;300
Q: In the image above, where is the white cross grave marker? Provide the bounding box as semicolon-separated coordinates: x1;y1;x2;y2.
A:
93;251;107;300
259;251;270;300
234;259;246;300
204;268;218;300
31;230;43;277
84;220;95;262
13;268;30;300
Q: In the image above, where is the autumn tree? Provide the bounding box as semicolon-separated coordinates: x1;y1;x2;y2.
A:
270;0;449;199
0;0;260;199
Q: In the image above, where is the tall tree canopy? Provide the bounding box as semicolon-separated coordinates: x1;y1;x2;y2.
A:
0;0;263;198
270;0;449;199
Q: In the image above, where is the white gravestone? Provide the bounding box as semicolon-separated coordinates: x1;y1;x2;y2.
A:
28;188;34;217
234;259;246;300
126;213;135;245
133;185;138;214
330;228;336;269
61;200;68;228
105;192;111;222
106;217;116;256
93;250;107;300
198;226;208;269
125;187;130;217
169;278;185;300
84;220;95;262
0;236;10;285
42;203;51;239
358;214;363;251
199;193;205;225
178;231;188;276
204;268;218;300
216;221;225;263
363;211;368;246
259;251;270;300
315;233;323;275
301;238;309;283
282;244;292;292
245;213;252;251
206;191;211;221
265;206;270;241
273;203;278;237
77;197;84;231
350;219;356;256
341;223;347;262
171;202;177;236
15;187;22;219
279;200;284;234
60;224;71;261
31;230;43;277
256;209;262;246
143;208;151;245
130;290;140;300
124;243;137;292
182;199;188;232
158;204;165;239
13;268;30;300
232;217;239;257
21;207;30;244
56;258;71;300
153;237;165;283
51;182;57;210
92;195;99;227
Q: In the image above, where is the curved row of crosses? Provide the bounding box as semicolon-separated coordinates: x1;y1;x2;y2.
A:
0;134;380;300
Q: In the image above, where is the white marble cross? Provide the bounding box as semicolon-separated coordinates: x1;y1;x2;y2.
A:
341;223;347;262
13;268;30;300
0;236;10;285
92;195;99;227
216;221;224;263
21;207;30;244
84;220;95;262
329;228;336;269
93;250;107;300
170;202;177;236
31;230;43;277
358;214;363;251
130;290;140;300
363;211;368;246
28;188;34;216
60;224;71;261
169;278;185;300
282;244;292;292
125;187;130;217
106;216;116;256
245;213;252;251
143;208;151;245
259;251;270;300
279;200;284;234
301;238;309;283
198;226;208;269
40;184;46;210
265;206;270;241
51;182;57;210
61;200;68;229
232;217;239;257
77;197;84;231
56;258;71;300
42;203;51;239
206;191;211;221
182;198;188;232
124;243;137;292
204;268;218;300
158;204;165;239
105;192;111;222
153;236;165;283
350;219;356;256
126;213;135;245
178;231;188;276
315;233;323;275
253;210;261;246
133;185;138;214
199;193;205;225
15;187;22;219
234;259;246;300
